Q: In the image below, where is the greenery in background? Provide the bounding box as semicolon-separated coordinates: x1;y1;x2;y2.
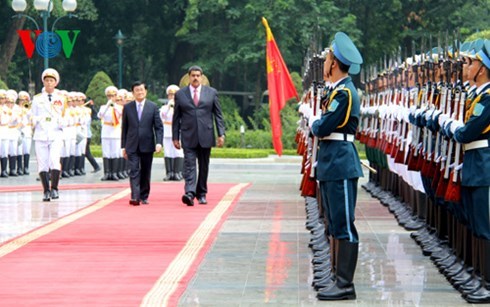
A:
0;79;7;89
1;0;488;154
85;71;114;108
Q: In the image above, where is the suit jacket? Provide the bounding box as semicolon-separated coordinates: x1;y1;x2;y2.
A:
121;99;163;153
172;85;225;148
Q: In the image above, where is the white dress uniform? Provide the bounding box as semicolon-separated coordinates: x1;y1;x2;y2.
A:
160;100;184;158
98;101;122;158
31;90;65;173
19;105;33;175
0;104;10;159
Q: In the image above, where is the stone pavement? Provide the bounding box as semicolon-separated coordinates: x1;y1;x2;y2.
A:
0;156;469;306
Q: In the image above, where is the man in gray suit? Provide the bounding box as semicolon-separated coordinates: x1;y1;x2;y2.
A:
172;66;226;206
122;81;163;206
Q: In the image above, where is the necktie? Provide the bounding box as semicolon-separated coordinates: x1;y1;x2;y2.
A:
137;103;142;120
193;88;199;106
48;94;52;102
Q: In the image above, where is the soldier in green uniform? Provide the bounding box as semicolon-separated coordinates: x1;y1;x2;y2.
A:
309;32;363;300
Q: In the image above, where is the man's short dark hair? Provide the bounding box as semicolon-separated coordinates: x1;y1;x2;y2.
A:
131;81;147;91
333;56;350;73
188;65;203;75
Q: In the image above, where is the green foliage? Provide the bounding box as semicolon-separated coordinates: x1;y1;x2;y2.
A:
0;79;7;89
85;71;114;108
220;96;246;130
466;30;490;42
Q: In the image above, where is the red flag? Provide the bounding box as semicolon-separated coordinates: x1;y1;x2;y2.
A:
262;17;298;156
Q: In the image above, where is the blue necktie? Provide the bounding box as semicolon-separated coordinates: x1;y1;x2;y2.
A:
137;103;142;120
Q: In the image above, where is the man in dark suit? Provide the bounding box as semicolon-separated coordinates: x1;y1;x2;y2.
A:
121;81;163;206
172;66;226;206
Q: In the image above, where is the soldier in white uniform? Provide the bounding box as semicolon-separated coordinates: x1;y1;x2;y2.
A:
160;85;184;180
98;86;122;181
61;92;76;178
6;90;21;176
74;92;89;175
17;91;32;175
0;89;8;177
31;68;65;201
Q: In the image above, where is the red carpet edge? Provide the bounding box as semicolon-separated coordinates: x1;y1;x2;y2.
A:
141;183;250;306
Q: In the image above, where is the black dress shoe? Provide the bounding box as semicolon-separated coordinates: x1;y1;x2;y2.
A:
182;193;194;206
50;189;59;199
129;199;140;206
43;191;51;202
197;196;207;205
141;199;149;205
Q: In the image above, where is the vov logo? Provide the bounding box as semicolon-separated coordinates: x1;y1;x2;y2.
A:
17;29;80;59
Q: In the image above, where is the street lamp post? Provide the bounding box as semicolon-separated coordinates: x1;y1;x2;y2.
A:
114;30;126;88
11;0;77;70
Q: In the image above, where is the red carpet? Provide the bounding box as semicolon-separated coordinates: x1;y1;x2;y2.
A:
0;182;249;306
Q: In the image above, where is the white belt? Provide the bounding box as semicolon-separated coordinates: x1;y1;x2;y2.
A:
463;139;489;152
319;133;355;142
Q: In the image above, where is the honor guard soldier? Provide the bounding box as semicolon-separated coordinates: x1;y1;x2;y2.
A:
73;92;88;175
31;68;65;201
0;89;8;177
443;40;490;303
309;32;363;300
5;90;21;176
18;91;32;175
98;86;122;181
61;92;77;177
160;84;184;181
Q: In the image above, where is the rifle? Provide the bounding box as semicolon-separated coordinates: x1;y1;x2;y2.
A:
309;54;325;178
445;34;464;203
406;41;421;170
435;34;457;199
394;50;409;164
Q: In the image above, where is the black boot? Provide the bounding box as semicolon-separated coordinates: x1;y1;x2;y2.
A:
61;157;70;178
8;156;17;177
174;157;184;181
74;156;82;176
0;157;8;177
16;155;23;175
23;154;30;175
109;158;119;181
121;158;128;178
317;240;358;300
50;170;61;199
39;171;51;201
68;156;75;176
101;158;111;181
117;158;125;179
163;157;174;181
465;239;490;303
80;154;86;175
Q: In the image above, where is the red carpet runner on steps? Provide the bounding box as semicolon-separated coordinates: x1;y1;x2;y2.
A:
0;182;249;306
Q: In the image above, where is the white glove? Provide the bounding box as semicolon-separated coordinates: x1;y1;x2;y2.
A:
438;113;449;128
409;105;417;115
450;120;464;134
308;114;321;128
425;109;434;121
432;110;442;120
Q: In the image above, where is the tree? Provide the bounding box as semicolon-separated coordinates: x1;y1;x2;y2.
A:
85;71;114;108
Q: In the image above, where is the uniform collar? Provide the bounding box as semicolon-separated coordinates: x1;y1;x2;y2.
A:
331;76;350;88
476;82;490;95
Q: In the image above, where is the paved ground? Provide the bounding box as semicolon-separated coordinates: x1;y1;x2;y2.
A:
0;156;470;306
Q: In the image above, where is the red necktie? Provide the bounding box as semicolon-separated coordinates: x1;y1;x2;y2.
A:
193;88;199;106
